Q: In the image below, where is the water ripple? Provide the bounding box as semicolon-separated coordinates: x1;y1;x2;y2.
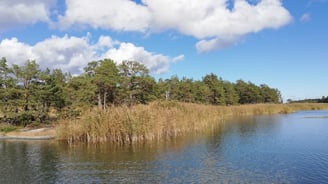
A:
1;111;328;183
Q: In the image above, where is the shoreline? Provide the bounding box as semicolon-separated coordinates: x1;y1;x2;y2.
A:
0;127;56;141
0;135;55;140
2;102;328;143
56;102;328;144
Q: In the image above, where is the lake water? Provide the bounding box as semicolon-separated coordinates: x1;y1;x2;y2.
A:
1;110;328;184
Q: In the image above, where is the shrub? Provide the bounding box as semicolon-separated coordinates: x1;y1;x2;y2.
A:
2;111;49;126
0;124;18;133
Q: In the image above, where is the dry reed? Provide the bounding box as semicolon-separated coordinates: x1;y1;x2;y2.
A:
56;101;328;144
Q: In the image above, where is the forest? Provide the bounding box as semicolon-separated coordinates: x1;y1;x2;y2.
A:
0;57;282;126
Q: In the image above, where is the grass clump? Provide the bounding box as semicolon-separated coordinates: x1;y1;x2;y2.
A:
0;124;19;133
56;102;328;144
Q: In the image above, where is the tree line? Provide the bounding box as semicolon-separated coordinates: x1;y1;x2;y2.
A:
0;57;282;126
287;96;328;104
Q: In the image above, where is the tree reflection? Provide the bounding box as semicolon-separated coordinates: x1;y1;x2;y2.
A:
0;141;59;183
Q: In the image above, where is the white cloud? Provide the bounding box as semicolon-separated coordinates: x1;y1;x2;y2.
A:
0;35;181;74
172;55;185;63
32;35;95;74
57;0;292;52
96;36;118;49
0;36;94;74
196;36;240;53
300;13;311;22
104;42;180;74
58;0;151;31
146;0;292;52
0;0;55;32
0;38;35;65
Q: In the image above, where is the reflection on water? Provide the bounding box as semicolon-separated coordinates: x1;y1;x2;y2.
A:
0;141;60;183
1;110;328;183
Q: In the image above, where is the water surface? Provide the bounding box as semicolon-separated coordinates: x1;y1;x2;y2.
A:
1;110;328;183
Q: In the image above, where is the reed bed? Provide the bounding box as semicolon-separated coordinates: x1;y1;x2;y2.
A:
56;101;328;144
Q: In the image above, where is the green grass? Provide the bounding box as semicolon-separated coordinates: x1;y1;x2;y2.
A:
0;124;19;133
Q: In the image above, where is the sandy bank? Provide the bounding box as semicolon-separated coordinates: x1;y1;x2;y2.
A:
0;127;56;140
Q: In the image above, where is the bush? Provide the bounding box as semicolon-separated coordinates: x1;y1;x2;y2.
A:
0;124;18;133
2;111;49;126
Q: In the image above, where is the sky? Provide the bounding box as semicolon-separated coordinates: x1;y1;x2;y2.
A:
0;0;327;101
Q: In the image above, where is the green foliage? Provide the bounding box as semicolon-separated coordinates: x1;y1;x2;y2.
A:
0;56;283;126
223;81;239;105
94;59;119;109
66;75;95;106
117;61;153;106
155;73;281;106
203;73;226;105
235;80;273;104
3;111;48;126
0;58;71;126
0;124;18;133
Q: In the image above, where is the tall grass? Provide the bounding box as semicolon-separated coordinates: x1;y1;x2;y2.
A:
56;101;328;144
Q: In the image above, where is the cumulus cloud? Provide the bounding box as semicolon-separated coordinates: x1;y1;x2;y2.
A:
57;0;292;52
58;0;151;31
0;0;55;32
0;36;93;74
104;42;183;74
32;35;95;74
0;35;181;74
0;38;35;65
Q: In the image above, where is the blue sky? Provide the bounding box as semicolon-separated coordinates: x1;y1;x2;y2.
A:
0;0;327;101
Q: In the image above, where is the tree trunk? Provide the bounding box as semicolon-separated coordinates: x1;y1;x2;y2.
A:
103;91;107;111
165;90;170;100
129;92;133;107
98;92;102;110
24;91;29;111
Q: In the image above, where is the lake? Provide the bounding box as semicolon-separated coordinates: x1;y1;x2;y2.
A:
1;110;328;183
